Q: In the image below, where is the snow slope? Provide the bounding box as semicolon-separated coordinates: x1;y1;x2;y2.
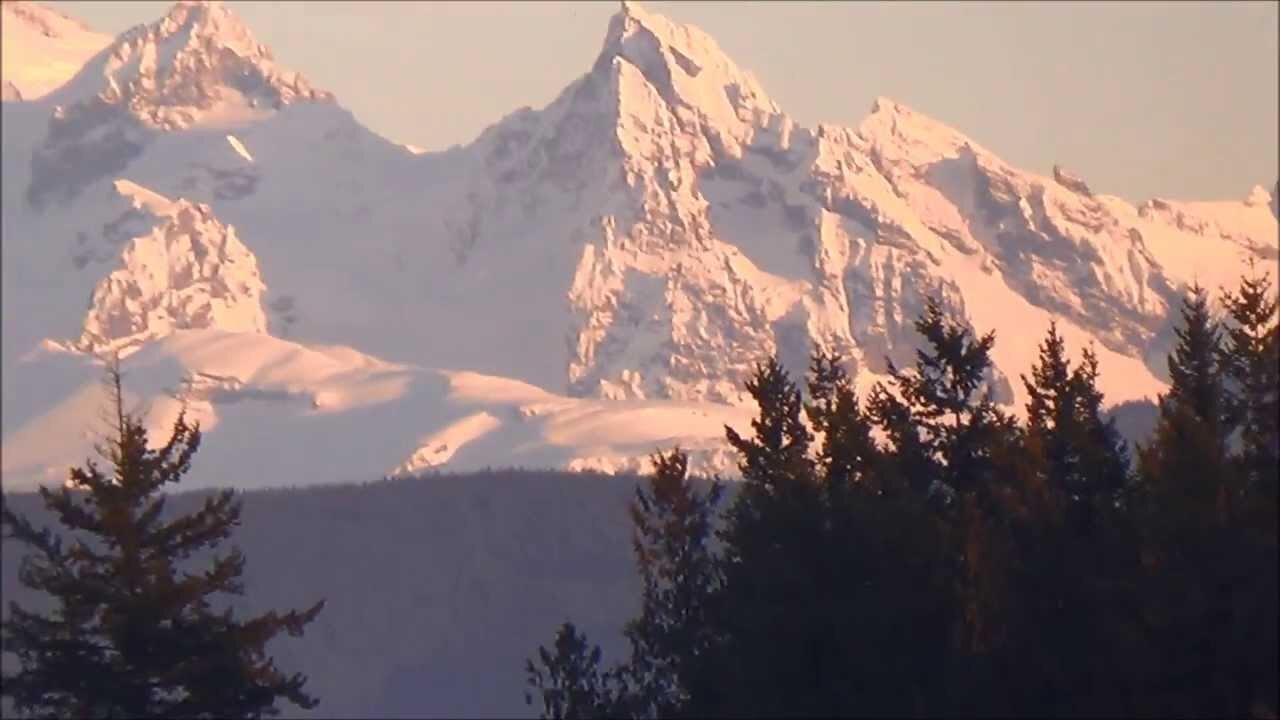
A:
0;1;110;100
1;1;1275;490
0;330;751;491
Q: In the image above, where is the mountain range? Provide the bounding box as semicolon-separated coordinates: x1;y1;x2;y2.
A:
2;0;1276;491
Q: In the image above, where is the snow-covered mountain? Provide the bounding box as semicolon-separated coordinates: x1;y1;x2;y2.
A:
2;0;1276;491
0;0;110;101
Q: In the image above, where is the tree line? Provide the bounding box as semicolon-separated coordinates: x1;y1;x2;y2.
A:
0;268;1274;718
526;267;1279;718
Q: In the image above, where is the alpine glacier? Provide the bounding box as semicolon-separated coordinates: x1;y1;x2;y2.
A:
2;0;1276;490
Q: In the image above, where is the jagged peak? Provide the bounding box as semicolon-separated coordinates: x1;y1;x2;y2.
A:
868;95;905;116
76;178;268;355
51;0;330;129
1244;183;1272;207
593;1;778;123
146;0;265;60
861;96;973;144
857;95;995;169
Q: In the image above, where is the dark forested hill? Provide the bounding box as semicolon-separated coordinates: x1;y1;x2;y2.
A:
2;470;704;718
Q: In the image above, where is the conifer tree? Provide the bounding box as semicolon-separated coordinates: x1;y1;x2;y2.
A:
805;349;943;715
1217;263;1280;504
0;362;324;719
806;350;880;501
711;357;832;716
1016;324;1138;713
1139;284;1232;527
621;449;724;718
1021;323;1130;532
525;622;627;720
1164;283;1228;432
1216;266;1280;715
867;297;1021;712
526;450;725;720
868;297;1017;505
1135;284;1249;716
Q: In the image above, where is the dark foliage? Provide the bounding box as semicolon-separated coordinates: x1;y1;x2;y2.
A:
1;363;324;719
528;271;1279;718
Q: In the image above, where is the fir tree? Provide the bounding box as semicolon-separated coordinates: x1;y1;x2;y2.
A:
0;363;324;719
869;296;1017;505
1016;324;1138;714
1135;284;1250;716
724;357;813;499
1021;323;1130;533
806;350;880;501
621;449;724;718
867;297;1022;712
805;349;943;715
1139;284;1233;528
1164;283;1228;432
525;622;627;720
1216;266;1280;716
711;357;831;716
1217;263;1280;503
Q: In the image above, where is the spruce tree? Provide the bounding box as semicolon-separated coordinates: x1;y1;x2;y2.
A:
1217;263;1280;503
805;349;943;715
1021;323;1130;533
806;350;880;501
1216;266;1280;715
1139;284;1233;529
1136;284;1248;716
0;363;324;719
1164;283;1228;432
525;622;627;720
868;297;1017;505
867;297;1021;712
1016;324;1138;714
525;450;725;720
711;357;831;716
621;449;724;718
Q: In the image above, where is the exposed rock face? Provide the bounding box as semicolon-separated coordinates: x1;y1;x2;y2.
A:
2;1;1276;483
87;0;331;130
1053;164;1093;196
440;3;1265;408
75;180;267;355
26;1;330;207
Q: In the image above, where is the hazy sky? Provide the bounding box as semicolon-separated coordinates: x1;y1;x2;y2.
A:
48;1;1279;203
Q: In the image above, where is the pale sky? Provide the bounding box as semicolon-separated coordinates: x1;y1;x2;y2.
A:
48;0;1279;203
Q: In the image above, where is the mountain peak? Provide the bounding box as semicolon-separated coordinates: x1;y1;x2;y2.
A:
54;0;331;129
151;1;261;59
858;94;989;167
589;1;778;147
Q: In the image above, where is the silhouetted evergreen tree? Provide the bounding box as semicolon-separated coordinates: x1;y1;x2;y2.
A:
1216;266;1280;716
1015;323;1140;714
708;357;832;716
523;289;1278;719
867;297;1022;713
1135;283;1255;717
0;363;324;719
525;622;628;720
869;297;1018;505
621;449;724;718
806;350;880;501
1218;263;1280;504
806;349;945;715
1023;323;1131;531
